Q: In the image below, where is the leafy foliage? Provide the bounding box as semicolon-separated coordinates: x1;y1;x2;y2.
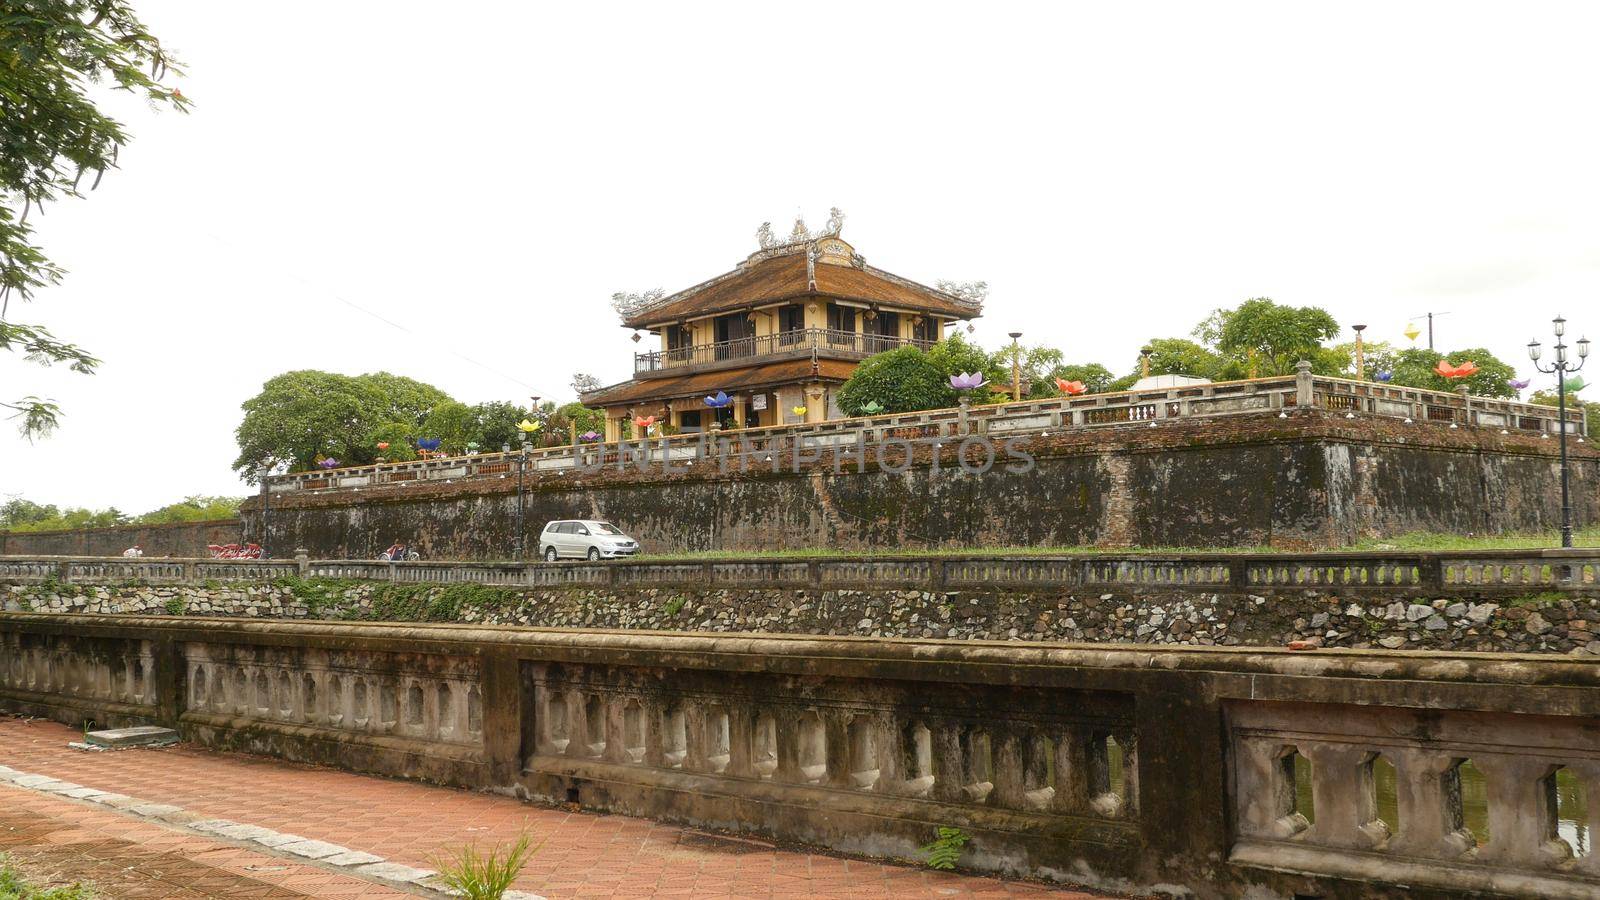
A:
429;832;541;900
836;346;954;415
1138;337;1222;380
0;498;125;531
551;402;605;442
1196;297;1340;377
919;826;969;870
1530;389;1599;435
1364;346;1517;398
132;494;241;524
2;0;191;437
233;370;451;477
422;401;477;455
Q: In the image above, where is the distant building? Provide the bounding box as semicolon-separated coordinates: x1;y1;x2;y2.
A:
582;215;983;441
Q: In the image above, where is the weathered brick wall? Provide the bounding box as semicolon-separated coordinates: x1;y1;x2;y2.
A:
238;412;1598;558
0;519;241;558
7;579;1597;655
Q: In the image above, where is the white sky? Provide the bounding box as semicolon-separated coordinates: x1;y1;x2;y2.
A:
4;1;1600;512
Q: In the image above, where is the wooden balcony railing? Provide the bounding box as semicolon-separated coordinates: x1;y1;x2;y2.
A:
634;327;933;375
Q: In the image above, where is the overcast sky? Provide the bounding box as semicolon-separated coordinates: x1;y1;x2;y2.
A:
4;1;1600;513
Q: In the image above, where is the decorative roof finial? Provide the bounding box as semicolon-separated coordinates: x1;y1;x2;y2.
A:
824;206;845;237
756;222;776;250
790;217;809;243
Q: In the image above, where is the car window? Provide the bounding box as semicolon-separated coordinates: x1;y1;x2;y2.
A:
558;522;577;534
592;523;624;535
543;522;559;533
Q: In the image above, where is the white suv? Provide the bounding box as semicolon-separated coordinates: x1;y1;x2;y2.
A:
540;520;639;561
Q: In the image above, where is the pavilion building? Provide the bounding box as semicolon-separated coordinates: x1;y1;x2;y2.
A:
581;214;983;441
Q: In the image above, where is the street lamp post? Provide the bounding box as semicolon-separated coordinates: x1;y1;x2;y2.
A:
1528;316;1590;548
1008;331;1023;401
513;442;529;560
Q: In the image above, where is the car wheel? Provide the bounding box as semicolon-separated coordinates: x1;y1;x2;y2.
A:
544;546;558;562
587;547;601;561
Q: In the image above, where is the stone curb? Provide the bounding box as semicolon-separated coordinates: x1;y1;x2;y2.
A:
0;762;546;898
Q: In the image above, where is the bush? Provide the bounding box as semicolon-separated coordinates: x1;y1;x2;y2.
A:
836;346;954;415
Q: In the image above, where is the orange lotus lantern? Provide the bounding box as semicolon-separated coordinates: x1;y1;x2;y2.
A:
1434;359;1479;379
1054;378;1088;396
633;415;658;431
376;441;390;451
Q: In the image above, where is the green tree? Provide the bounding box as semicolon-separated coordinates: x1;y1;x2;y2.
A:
233;370;455;477
1195;297;1340;378
926;332;1001;384
366;421;419;462
2;1;190;437
836;345;955;415
551;402;605;442
1378;347;1517;399
134;495;241;524
422;401;477;454
1043;362;1116;396
1138;338;1223;380
989;343;1066;399
469;401;531;451
0;502;126;532
0;498;60;529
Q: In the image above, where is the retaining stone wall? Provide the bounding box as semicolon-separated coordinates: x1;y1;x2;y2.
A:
6;580;1598;655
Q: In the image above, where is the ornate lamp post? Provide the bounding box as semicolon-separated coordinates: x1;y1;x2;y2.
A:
513;416;541;561
1352;324;1367;381
1528;316;1590;548
1008;331;1023;401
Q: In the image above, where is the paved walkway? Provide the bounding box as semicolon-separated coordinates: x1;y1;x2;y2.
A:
0;718;1120;899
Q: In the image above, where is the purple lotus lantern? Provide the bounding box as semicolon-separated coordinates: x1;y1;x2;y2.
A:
703;390;731;408
579;431;601;442
1374;370;1393;382
1509;378;1531;391
949;372;989;391
318;458;339;469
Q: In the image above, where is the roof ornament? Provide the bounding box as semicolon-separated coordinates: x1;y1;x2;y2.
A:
610;288;665;319
823;206;845;237
789;217;810;243
934;280;989;308
756;222;777;249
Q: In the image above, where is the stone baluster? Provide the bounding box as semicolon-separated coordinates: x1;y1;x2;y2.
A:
931;721;966;803
603;696;629;763
1474;756;1570;869
1388;749;1474;859
726;702;755;778
990;729;1026;809
825;712;852;789
1052;727;1092;815
641;697;667;768
775;709;804;782
1299;743;1375;849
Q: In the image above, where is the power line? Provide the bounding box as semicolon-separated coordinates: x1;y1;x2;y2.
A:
203;233;562;400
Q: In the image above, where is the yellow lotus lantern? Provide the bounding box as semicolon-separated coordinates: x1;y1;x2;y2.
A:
1404;322;1421;342
792;405;808;417
517;419;542;434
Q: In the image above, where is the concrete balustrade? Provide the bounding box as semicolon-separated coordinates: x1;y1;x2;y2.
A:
4;549;1598;595
258;372;1585;498
3;612;1600;897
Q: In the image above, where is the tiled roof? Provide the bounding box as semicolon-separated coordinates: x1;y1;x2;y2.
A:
622;252;981;329
581;359;857;408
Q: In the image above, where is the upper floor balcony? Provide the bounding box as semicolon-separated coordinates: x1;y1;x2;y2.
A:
634;327;934;378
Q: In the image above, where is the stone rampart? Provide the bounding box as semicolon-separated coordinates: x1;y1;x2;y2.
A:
0;519;240;558
240;411;1599;558
3;612;1600;898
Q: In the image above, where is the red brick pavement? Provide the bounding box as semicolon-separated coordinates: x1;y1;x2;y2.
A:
0;718;1126;899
